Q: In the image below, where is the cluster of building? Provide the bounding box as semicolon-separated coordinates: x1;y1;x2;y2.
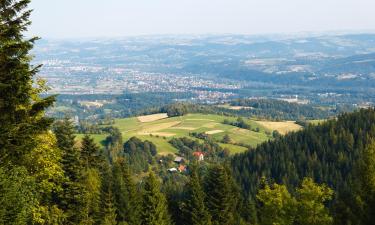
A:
39;63;241;103
167;152;205;173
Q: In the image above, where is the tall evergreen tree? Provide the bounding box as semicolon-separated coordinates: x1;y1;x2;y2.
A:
0;0;55;165
141;171;172;225
205;165;238;225
100;164;117;225
81;134;101;169
112;158;141;225
54;119;86;224
0;1;64;223
184;165;211;225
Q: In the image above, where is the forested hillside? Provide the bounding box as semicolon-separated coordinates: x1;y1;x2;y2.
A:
232;108;375;224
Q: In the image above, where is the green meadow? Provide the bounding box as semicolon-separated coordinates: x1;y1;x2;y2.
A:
77;113;301;155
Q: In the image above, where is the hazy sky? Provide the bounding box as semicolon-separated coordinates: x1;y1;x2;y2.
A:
29;0;375;39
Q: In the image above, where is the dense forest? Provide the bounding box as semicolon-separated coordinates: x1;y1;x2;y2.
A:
1;1;375;225
232;108;375;224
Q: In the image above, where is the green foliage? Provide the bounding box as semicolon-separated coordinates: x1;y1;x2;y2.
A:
223;117;252;130
257;182;296;225
124;137;157;173
184;165;212;225
222;134;232;144
81;134;102;169
295;178;334;225
141;171;172;225
54;119;87;224
170;137;229;161
162;103;188;117
205;165;239;225
257;178;333;225
0;0;55;166
81;168;102;225
0;166;37;225
112;158;141;225
232;108;375;224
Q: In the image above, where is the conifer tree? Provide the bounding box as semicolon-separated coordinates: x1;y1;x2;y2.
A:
204;165;238;225
112;158;141;225
141;171;172;225
81;134;101;169
0;1;65;223
101;188;117;225
184;165;212;225
100;164;117;225
0;0;55;166
54;119;87;224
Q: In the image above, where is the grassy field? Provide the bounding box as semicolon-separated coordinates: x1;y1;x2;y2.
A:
77;113;302;155
254;120;302;135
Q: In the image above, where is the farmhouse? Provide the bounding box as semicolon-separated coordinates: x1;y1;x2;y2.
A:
193;151;204;161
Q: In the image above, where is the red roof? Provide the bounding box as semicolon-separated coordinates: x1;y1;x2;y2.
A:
193;151;204;156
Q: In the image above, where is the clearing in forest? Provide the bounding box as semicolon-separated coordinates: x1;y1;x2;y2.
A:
255;121;302;134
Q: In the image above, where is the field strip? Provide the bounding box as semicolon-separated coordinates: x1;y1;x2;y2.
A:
138;132;176;137
138;121;181;133
186;119;215;121
171;126;197;130
203;122;219;128
255;121;301;134
137;113;168;123
205;130;224;135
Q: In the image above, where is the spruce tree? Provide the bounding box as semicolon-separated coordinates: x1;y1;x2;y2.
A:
141;171;172;225
81;134;101;169
112;158;141;225
0;0;55;166
54;119;86;224
0;1;64;223
205;165;238;225
184;165;212;225
101;189;117;225
100;164;117;225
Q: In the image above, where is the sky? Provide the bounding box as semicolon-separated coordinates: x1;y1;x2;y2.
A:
29;0;375;39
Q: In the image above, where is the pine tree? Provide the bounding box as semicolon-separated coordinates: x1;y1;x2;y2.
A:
112;158;141;225
355;140;375;224
100;164;117;225
0;0;55;166
184;165;211;225
0;1;64;223
204;165;238;225
101;189;117;225
81;134;101;169
54;119;86;224
54;118;81;181
141;171;172;225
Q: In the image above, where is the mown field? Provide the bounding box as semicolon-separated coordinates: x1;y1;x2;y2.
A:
76;113;302;155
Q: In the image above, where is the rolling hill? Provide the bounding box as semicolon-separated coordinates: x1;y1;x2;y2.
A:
77;113;302;155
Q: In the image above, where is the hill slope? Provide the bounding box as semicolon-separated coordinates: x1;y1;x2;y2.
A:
231;108;375;222
81;113;302;155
